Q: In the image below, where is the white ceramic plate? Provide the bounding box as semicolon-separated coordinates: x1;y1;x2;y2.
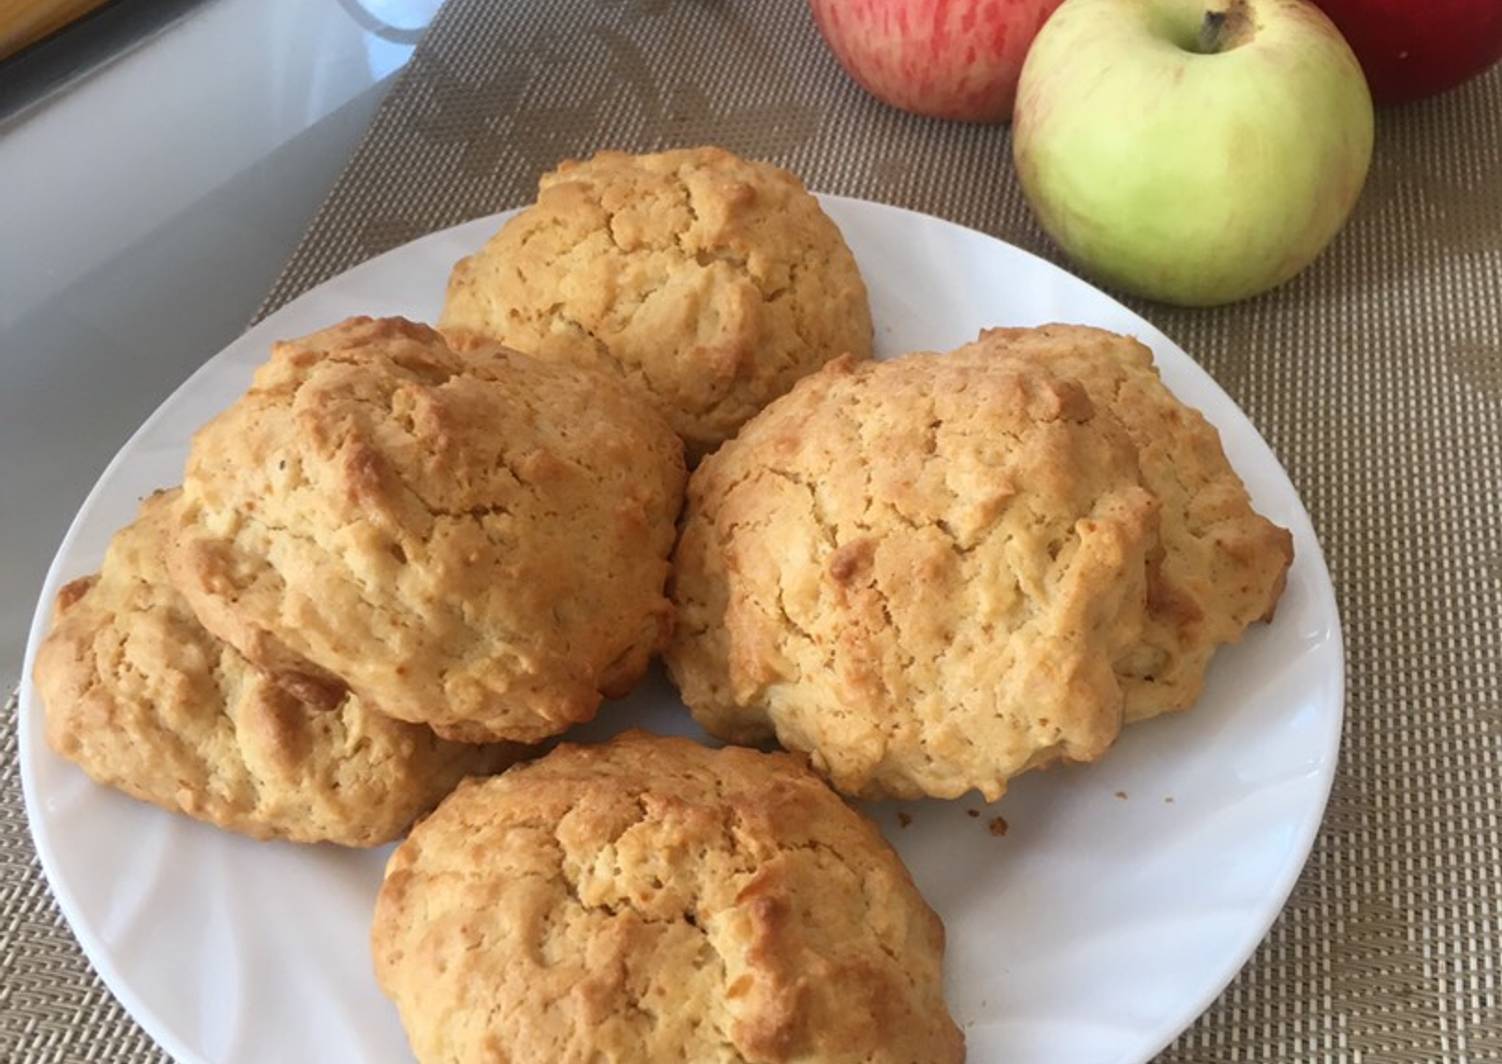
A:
20;196;1343;1064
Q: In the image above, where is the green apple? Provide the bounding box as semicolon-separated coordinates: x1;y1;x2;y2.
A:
1013;0;1373;306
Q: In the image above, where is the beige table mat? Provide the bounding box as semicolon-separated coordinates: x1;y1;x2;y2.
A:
4;0;1500;1060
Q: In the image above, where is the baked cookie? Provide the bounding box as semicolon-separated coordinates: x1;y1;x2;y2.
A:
372;731;963;1064
170;317;685;744
33;490;518;846
441;147;874;461
962;325;1293;721
667;351;1160;801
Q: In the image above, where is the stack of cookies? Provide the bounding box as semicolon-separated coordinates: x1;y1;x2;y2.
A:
34;146;1292;1063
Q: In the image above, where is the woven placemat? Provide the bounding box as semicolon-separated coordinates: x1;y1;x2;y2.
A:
4;1;1500;1060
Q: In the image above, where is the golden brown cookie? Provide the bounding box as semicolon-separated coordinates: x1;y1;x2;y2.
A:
962;325;1293;721
33;490;519;846
372;731;963;1064
170;316;685;744
666;351;1160;801
441;147;874;461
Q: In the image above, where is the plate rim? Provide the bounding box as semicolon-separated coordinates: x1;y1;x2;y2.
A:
18;193;1346;1064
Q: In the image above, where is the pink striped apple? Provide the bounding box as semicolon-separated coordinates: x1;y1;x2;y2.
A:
810;0;1064;123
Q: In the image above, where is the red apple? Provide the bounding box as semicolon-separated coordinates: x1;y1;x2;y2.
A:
1311;0;1502;104
809;0;1064;122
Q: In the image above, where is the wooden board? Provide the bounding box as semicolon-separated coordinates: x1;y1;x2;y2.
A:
0;0;112;60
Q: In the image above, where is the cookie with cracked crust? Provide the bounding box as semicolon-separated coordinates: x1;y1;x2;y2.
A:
371;730;963;1064
440;146;874;462
33;490;519;846
667;350;1161;801
170;316;686;744
961;325;1293;721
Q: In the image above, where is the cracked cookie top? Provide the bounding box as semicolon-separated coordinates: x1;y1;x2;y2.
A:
34;490;519;846
170;317;686;744
440;147;874;462
372;731;963;1064
667;349;1161;801
961;325;1293;722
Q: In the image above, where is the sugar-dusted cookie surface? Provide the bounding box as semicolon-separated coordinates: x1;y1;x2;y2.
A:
372;731;964;1064
34;490;518;846
171;316;686;743
441;147;873;461
965;325;1293;721
667;350;1160;801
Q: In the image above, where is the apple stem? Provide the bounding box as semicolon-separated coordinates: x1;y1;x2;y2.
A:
1197;0;1253;54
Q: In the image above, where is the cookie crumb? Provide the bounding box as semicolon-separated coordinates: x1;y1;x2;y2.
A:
1114;791;1128;800
988;816;1009;837
966;809;980;818
897;812;913;828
